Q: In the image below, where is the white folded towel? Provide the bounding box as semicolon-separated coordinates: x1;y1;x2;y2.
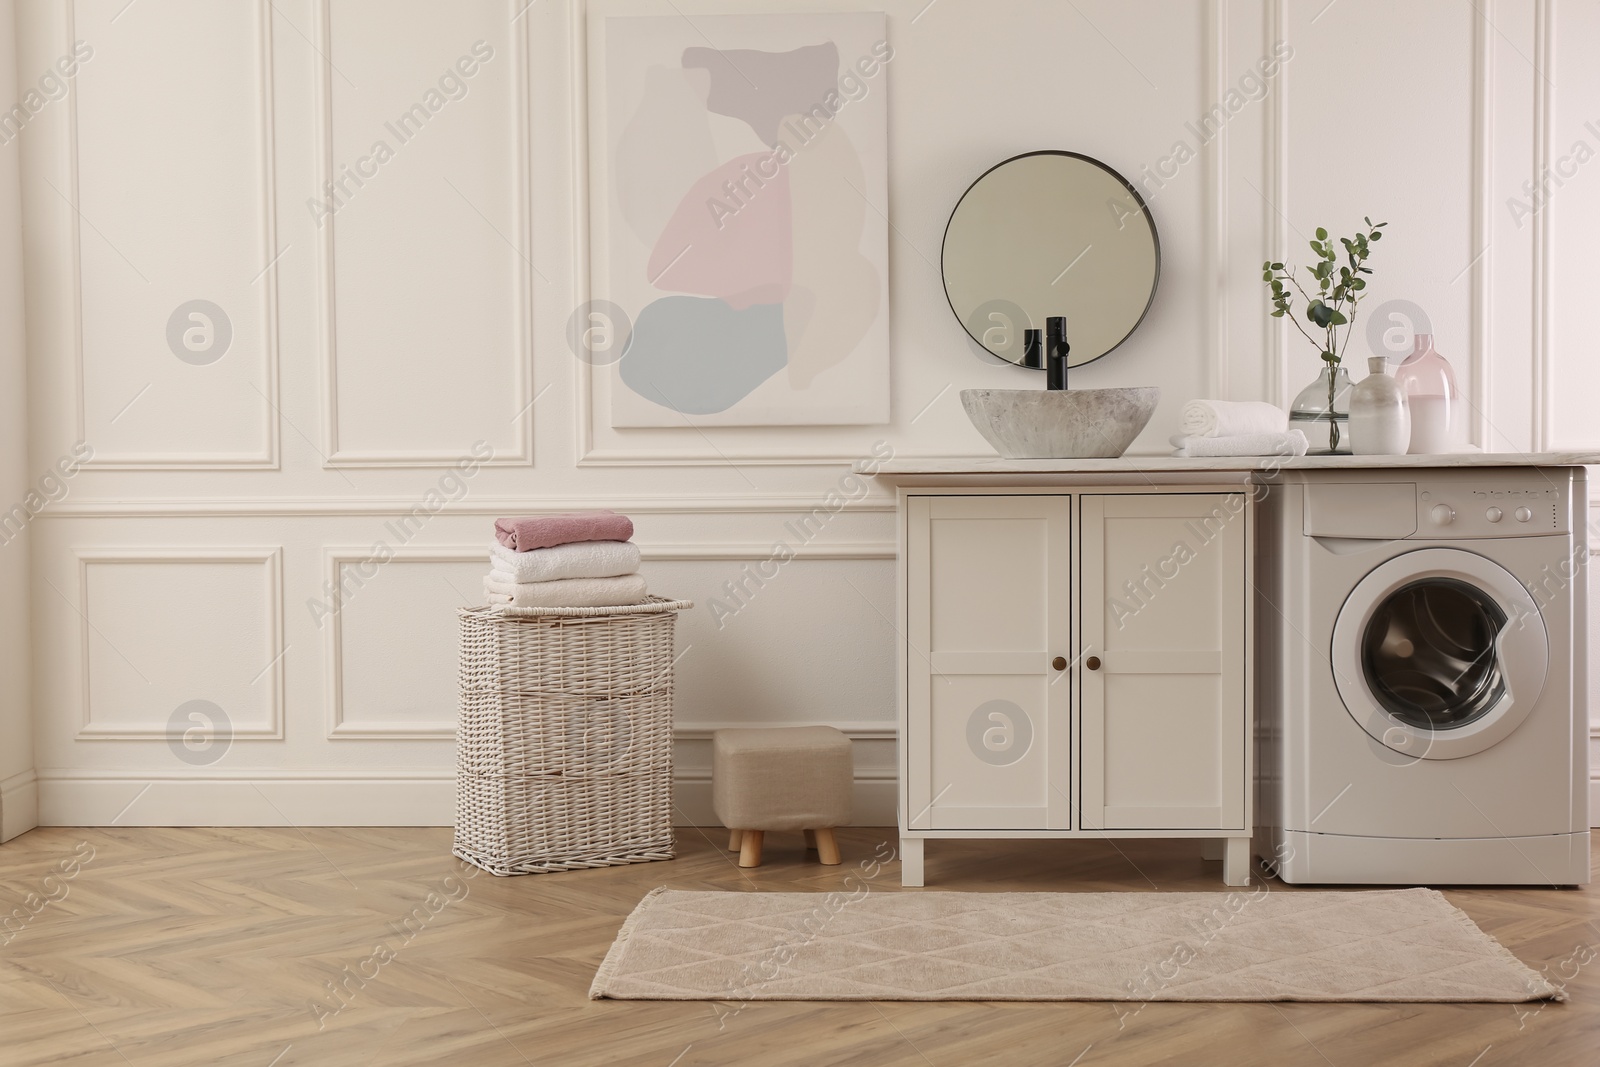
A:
487;539;640;584
1179;399;1288;438
1170;430;1309;458
482;572;648;608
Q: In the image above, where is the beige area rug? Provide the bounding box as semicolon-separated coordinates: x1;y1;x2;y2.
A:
590;888;1562;1003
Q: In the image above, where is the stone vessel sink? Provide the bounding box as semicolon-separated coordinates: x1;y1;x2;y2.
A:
961;387;1161;459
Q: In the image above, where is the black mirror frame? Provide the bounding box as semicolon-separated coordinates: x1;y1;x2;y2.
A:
939;148;1162;370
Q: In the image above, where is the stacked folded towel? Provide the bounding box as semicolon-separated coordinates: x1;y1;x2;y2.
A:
1171;399;1307;457
1178;399;1287;437
484;510;648;608
494;511;634;552
1170;429;1308;457
489;538;642;584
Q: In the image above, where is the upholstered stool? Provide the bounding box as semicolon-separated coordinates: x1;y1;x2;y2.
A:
712;726;852;868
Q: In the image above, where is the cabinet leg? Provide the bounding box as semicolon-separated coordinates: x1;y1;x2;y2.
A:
1222;836;1251;886
1200;839;1224;862
899;836;924;887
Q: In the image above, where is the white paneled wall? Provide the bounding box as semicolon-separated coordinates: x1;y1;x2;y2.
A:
2;0;1595;832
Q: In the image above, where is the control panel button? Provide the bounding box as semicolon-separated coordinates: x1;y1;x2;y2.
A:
1429;504;1455;525
1485;506;1503;522
1515;506;1533;523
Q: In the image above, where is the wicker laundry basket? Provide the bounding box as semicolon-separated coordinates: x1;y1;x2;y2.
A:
454;597;691;876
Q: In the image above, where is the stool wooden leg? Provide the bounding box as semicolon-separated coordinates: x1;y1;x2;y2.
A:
813;828;841;866
804;829;817;851
738;830;764;868
728;828;743;851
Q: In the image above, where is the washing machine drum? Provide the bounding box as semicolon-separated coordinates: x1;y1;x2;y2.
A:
1330;548;1548;760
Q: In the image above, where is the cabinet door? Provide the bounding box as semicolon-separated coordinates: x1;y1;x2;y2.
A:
1079;494;1247;830
906;496;1070;830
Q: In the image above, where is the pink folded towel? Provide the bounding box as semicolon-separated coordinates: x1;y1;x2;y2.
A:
493;510;634;552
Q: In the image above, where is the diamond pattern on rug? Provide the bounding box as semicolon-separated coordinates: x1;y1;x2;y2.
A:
589;887;1562;1003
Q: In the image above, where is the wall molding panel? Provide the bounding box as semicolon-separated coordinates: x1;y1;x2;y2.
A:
73;548;285;741
66;0;281;470
324;545;897;742
322;545;484;739
312;0;535;468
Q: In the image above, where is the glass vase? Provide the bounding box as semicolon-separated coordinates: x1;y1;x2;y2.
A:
1289;364;1353;454
1394;334;1460;454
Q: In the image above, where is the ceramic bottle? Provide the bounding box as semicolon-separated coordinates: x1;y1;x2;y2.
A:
1349;356;1411;455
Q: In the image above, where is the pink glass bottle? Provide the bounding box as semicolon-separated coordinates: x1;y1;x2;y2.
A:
1394;334;1459;454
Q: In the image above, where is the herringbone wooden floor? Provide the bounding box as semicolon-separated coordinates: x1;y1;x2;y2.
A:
0;825;1594;1067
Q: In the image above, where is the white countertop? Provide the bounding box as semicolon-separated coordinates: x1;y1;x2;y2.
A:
858;451;1600;476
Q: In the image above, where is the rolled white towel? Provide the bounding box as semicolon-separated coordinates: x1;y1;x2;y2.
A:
1170;430;1309;458
486;539;640;584
1179;399;1288;438
482;572;648;608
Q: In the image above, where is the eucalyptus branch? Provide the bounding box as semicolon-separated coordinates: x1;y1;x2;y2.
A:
1261;218;1386;370
1286;271;1317;306
1338;302;1360;362
1282;299;1323;350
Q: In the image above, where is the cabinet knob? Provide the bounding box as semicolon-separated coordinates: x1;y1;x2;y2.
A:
1086;656;1102;671
1051;656;1067;671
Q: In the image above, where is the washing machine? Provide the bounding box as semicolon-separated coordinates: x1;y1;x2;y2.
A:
1256;466;1590;885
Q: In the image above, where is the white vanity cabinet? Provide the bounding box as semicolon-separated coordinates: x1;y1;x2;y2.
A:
893;482;1253;887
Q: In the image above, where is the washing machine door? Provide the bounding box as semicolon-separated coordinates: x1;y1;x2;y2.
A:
1330;547;1548;760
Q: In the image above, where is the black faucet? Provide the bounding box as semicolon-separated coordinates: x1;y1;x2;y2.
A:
1046;315;1070;390
1022;328;1044;370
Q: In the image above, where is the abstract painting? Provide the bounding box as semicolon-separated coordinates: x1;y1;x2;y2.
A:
590;11;890;427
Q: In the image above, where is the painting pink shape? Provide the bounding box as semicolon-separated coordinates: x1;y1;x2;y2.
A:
646;152;792;311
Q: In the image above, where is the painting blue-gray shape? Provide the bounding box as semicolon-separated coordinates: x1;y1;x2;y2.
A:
620;297;787;414
681;42;840;147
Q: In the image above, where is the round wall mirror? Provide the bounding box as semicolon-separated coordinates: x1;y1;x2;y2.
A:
941;150;1160;368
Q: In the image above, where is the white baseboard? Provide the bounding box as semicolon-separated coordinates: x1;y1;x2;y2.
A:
35;769;1581;832
1;769;39;842
33;770;899;828
38;771;458;827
